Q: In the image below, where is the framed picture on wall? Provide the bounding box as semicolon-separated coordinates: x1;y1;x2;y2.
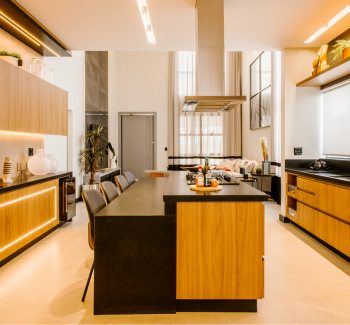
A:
250;51;271;130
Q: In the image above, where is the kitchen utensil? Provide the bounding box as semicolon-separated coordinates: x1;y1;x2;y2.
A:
313;160;322;168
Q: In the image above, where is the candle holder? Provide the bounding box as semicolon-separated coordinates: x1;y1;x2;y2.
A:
17;162;27;180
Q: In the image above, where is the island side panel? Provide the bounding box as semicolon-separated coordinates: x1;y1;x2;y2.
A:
176;201;265;300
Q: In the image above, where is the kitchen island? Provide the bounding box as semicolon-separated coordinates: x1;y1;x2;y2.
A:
95;171;268;315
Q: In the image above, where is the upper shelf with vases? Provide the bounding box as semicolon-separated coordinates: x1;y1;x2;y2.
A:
297;55;350;88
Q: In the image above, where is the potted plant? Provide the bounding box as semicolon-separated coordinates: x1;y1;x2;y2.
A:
331;40;350;61
106;142;117;168
244;172;249;179
0;51;22;66
256;167;262;175
79;126;113;192
239;165;245;175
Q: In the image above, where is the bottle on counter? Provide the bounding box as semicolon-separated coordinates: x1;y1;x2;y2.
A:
196;166;204;188
203;157;211;187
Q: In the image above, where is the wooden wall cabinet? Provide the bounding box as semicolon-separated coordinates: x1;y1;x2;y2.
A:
0;59;68;136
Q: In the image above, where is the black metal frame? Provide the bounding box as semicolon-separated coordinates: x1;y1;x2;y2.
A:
82;261;94;302
250;52;271;130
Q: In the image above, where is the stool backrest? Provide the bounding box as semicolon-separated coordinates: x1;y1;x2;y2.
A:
124;171;136;185
82;189;106;239
115;175;130;193
101;181;120;204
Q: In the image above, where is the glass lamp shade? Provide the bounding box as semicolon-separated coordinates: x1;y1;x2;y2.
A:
48;154;59;173
28;149;52;175
28;58;45;79
44;65;55;85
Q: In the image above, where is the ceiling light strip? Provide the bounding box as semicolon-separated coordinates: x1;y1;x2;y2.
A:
0;14;40;46
136;0;156;44
0;11;60;56
305;6;350;43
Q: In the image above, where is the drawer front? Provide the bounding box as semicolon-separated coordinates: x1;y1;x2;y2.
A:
315;211;350;257
296;188;316;207
297;177;316;194
297;202;316;233
316;182;350;223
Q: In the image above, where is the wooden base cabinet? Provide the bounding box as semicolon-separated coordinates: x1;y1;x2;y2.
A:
0;180;59;263
176;202;264;300
286;173;350;258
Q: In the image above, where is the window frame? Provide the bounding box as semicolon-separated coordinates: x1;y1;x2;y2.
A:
250;51;271;130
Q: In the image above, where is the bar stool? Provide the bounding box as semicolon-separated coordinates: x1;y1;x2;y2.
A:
124;171;136;185
81;189;106;302
115;175;130;193
100;181;120;204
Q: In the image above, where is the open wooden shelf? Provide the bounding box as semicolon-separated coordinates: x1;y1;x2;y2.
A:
296;56;350;88
287;191;297;199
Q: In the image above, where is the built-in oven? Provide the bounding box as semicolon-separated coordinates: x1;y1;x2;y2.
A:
59;177;76;222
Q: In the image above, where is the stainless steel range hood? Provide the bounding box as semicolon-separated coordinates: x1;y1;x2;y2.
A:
183;0;246;113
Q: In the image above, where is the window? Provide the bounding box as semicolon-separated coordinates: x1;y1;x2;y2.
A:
178;51;223;157
323;82;350;156
250;51;271;130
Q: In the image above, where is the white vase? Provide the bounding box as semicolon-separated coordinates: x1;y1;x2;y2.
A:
0;56;18;66
3;157;13;183
48;154;59;173
110;157;117;168
28;149;52;176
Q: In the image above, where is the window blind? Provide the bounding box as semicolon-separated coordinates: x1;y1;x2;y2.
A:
323;82;350;156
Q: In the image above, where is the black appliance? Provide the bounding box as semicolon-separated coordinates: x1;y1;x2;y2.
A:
59;177;76;222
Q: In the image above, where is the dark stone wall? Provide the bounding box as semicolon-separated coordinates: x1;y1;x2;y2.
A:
85;51;109;169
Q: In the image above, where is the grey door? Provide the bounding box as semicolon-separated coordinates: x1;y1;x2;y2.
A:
121;114;155;179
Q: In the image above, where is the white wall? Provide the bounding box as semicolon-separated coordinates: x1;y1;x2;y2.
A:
108;51;169;170
281;48;323;214
44;52;85;198
241;51;271;162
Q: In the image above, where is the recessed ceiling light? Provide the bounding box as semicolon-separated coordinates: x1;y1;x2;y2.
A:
305;6;350;43
136;0;156;44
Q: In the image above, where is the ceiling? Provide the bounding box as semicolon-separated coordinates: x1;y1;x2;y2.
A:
15;0;350;51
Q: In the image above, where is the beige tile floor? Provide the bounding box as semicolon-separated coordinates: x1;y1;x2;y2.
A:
0;201;350;324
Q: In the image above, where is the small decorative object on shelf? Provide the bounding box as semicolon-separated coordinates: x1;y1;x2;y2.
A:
3;157;13;183
28;58;45;79
239;165;245;175
312;45;329;75
256;167;262;175
28;149;52;176
48;154;59;173
17;162;27;180
331;39;350;62
0;178;3;186
244;172;249;179
106;142;117;168
260;136;271;175
0;50;22;66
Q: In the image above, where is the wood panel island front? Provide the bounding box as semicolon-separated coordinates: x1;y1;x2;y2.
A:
95;171;268;315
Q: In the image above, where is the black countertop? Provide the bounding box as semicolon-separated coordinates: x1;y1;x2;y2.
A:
0;171;72;195
285;167;350;187
164;171;268;203
96;172;268;218
96;177;167;217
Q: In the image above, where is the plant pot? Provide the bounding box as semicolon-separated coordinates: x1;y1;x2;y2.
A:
110;157;117;168
243;174;248;179
343;48;350;60
239;167;245;175
256;170;262;175
0;56;19;66
82;183;100;193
